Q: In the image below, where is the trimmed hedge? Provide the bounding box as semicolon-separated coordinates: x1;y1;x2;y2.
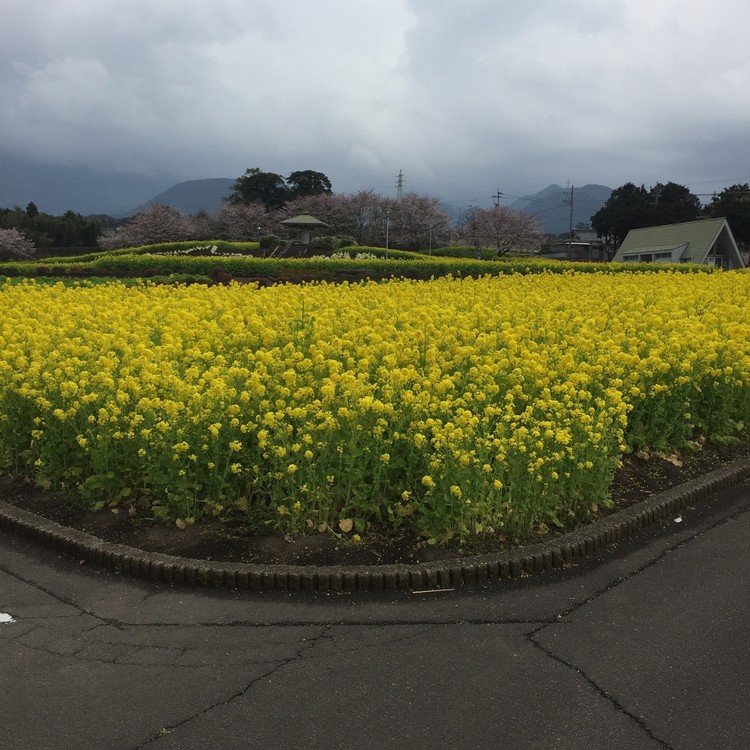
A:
423;246;500;260
24;240;263;264
1;251;717;279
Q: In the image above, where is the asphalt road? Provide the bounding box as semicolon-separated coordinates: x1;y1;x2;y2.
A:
1;481;749;749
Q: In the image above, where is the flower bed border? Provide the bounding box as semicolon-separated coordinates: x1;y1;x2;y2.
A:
1;457;749;592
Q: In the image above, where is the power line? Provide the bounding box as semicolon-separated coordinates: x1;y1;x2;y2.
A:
693;191;750;197
687;177;750;186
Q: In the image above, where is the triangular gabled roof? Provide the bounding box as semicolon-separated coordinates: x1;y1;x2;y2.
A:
614;217;743;267
279;213;329;227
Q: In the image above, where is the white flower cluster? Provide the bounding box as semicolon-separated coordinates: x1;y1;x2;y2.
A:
163;244;217;256
312;251;378;260
159;245;243;258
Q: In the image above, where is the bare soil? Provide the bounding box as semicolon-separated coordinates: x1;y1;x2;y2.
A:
2;441;748;566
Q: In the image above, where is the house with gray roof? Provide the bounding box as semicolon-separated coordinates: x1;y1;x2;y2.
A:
613;217;744;268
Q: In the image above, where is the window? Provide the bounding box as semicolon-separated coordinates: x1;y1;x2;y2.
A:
704;255;729;268
622;251;672;263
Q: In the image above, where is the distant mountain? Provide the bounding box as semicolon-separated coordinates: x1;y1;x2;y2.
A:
119;178;236;218
508;184;612;234
0;154;173;216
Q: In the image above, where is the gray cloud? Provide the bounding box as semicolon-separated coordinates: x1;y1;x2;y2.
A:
2;0;749;210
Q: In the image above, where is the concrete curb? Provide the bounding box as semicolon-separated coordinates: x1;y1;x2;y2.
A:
2;457;749;592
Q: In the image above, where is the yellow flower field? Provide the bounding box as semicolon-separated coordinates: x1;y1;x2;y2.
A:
1;272;749;542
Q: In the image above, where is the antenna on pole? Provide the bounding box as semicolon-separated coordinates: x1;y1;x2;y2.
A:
396;169;404;201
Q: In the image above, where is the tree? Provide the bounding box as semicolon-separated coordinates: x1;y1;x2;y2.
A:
286;170;332;198
214;202;273;240
186;211;216;241
462;206;543;256
272;189;456;249
97;205;190;249
279;193;340;226
0;205;101;248
648;182;701;224
0;228;35;261
227;168;289;210
591;183;652;246
705;184;750;248
278;191;382;245
332;190;382;244
387;194;452;250
592;181;701;246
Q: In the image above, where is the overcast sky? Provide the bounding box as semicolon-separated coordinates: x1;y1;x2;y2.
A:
2;0;750;210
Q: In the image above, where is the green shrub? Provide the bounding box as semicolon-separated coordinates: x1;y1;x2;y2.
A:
309;236;334;252
259;235;279;251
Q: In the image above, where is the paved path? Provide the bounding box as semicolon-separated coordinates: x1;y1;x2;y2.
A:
1;481;749;749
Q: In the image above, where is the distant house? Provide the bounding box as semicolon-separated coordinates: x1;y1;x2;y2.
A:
613;218;744;269
540;230;612;262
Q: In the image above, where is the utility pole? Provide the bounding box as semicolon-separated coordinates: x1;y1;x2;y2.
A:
385;210;390;257
492;188;503;207
396;170;404;201
564;183;575;255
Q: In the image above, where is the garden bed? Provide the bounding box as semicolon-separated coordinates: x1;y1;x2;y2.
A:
3;440;748;566
2;272;749;557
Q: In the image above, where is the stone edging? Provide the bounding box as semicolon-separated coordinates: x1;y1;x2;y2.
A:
1;457;749;593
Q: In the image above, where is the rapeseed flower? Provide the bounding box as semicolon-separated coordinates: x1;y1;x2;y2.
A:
1;271;749;542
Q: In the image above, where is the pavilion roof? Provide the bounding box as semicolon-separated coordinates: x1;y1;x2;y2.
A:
279;213;329;227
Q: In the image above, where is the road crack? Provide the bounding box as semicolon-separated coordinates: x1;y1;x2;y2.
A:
523;503;750;749
132;625;334;749
528;633;675;749
538;501;750;626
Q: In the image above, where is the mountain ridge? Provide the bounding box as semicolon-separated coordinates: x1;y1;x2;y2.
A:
507;184;612;233
116;178;236;218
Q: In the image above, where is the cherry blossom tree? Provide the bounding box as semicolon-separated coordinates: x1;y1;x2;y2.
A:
336;190;384;244
0;228;36;261
277;193;342;229
213;202;272;240
277;191;381;244
462;206;543;256
277;191;452;249
98;205;192;249
185;211;217;241
387;193;452;250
